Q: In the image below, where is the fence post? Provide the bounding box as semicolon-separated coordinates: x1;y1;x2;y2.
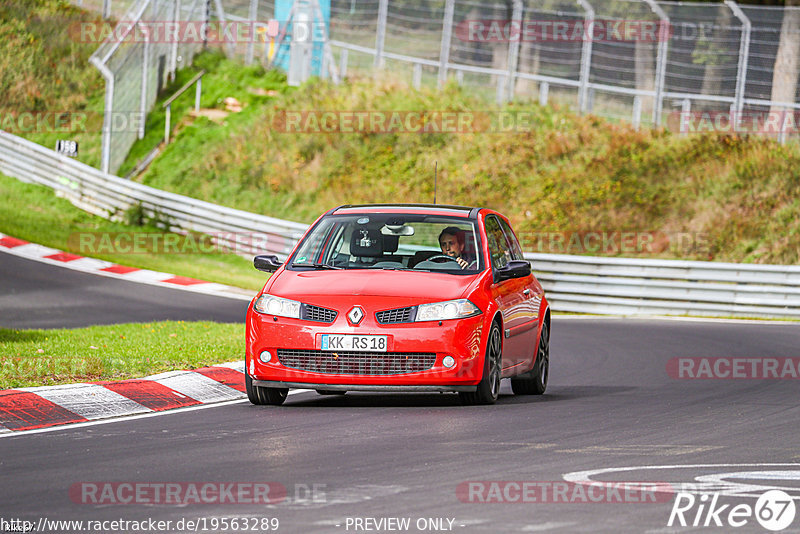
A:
681;98;691;136
539;82;549;106
413;62;422;89
632;95;642;129
103;0;111;19
340;48;349;78
576;0;595;114
506;0;523;102
726;0;751;126
139;21;150;140
496;75;506;105
91;58;114;175
169;0;181;81
438;0;455;88
246;0;258;65
374;0;388;69
642;0;669;127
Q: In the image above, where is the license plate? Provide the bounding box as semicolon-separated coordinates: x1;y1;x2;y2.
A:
320;334;387;352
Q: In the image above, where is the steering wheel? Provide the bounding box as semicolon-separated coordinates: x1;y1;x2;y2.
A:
425;254;460;264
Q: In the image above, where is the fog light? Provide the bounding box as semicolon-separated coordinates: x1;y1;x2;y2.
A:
442;355;456;368
259;350;273;363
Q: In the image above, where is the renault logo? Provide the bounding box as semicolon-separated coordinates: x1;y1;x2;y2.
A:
347;306;364;325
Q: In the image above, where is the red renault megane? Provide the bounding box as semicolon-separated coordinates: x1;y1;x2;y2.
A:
245;204;549;405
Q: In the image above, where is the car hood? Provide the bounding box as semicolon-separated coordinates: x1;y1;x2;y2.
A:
267;269;479;303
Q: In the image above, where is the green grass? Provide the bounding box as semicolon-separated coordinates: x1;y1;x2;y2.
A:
0;321;242;389
0;172;267;291
0;0;106;168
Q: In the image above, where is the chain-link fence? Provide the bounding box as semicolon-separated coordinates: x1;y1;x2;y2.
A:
74;0;800;173
329;0;800;141
86;0;207;174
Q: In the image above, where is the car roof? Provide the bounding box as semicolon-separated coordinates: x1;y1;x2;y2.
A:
329;204;484;219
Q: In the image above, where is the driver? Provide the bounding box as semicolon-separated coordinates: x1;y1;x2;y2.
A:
438;227;472;269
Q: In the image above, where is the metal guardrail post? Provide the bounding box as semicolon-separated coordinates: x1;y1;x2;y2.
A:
163;70;206;145
438;0;455;88
102;0;111;19
539;82;549;106
374;0;388;69
642;0;669;127
632;96;642;130
506;0;523;102
413;63;422;89
726;0;751;126
576;0;595;114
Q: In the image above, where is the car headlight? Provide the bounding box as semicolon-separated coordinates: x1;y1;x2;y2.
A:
416;299;481;322
253;294;301;319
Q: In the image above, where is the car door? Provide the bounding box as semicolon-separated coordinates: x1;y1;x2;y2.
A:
486;215;539;372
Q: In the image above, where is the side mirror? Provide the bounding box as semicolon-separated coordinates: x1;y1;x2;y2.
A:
254;254;282;273
495;260;531;282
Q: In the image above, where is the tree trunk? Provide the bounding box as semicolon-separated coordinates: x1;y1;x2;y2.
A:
770;0;800;115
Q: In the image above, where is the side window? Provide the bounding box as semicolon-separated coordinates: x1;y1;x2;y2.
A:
485;215;511;270
498;218;524;260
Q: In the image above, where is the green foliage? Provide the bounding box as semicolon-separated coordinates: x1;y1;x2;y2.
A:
131;62;800;265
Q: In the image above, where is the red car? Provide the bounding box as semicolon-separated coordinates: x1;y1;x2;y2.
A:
245;204;549;405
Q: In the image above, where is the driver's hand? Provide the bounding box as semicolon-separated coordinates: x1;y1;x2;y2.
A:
456;257;468;269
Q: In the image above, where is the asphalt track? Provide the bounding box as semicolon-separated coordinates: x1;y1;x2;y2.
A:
0;252;248;328
2;251;800;533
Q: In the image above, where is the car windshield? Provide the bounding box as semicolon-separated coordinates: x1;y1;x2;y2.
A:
289;213;483;273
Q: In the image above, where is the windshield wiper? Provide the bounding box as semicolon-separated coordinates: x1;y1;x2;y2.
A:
291;262;343;270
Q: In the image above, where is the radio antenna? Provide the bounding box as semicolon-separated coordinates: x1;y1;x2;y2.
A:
433;161;437;205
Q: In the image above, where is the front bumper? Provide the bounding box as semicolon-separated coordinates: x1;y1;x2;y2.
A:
246;302;487;388
252;380;478;392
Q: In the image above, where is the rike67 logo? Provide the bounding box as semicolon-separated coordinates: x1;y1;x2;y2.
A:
669;490;796;531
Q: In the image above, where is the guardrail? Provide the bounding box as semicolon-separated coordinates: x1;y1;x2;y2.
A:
526;253;800;319
1;130;798;319
0;131;307;258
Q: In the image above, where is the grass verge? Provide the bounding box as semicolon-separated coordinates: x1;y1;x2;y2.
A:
0;172;267;291
0;321;242;389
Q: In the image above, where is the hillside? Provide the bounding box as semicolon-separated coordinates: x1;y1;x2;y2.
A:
134;57;800;264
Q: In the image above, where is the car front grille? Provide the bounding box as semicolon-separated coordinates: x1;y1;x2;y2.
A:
277;349;436;375
375;306;415;324
301;304;338;323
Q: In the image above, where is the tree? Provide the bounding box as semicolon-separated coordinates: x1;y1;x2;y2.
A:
770;0;800;114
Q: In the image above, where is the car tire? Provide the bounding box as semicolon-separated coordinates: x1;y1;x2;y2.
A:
316;390;346;395
510;321;549;395
459;322;502;405
245;371;288;406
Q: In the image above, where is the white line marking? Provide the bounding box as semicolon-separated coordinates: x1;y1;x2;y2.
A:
19;384;151;420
